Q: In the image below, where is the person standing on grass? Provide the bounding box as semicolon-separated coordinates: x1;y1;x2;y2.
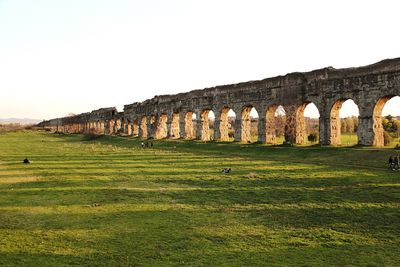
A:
389;156;394;170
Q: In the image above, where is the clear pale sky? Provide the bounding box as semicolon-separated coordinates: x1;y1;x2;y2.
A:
1;0;399;120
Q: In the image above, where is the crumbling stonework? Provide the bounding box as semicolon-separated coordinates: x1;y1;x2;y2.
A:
184;112;195;139
155;114;168;139
199;110;212;141
38;58;400;147
240;106;253;143
265;105;278;144
132;120;139;136
219;108;230;142
140;117;148;139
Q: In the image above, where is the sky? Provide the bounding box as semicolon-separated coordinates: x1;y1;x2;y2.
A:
0;0;399;120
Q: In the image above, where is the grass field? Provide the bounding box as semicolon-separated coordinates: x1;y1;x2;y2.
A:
0;131;399;266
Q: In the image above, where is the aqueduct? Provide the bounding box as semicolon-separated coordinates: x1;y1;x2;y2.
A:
38;58;400;146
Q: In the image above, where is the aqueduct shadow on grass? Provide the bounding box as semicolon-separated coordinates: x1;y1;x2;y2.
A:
39;58;400;147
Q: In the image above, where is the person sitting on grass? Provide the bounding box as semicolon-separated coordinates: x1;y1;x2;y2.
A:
23;158;30;164
141;142;145;148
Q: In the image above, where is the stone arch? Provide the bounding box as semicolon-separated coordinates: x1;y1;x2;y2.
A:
372;95;399;146
330;99;359;145
155;113;168;139
126;119;132;135
170;112;180;139
199;109;214;141
132;119;139;137
120;119;126;134
99;120;105;134
115;118;121;134
89;121;94;132
140;116;148;139
184;111;196;139
95;121;100;133
219;107;236;141
85;122;90;133
107;119;115;134
149;115;156;138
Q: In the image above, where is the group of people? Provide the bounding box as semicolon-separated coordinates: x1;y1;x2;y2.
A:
141;141;153;148
388;155;400;170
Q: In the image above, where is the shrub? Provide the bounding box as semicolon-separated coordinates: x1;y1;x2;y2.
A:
0;123;25;133
308;133;318;142
384;131;393;146
84;128;101;141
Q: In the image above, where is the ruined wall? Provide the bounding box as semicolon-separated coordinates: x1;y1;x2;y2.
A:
39;58;400;146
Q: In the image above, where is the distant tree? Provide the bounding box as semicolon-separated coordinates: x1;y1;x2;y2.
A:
274;115;286;136
305;117;319;135
383;115;398;133
345;117;354;133
394;121;400;136
341;118;347;133
340;116;358;133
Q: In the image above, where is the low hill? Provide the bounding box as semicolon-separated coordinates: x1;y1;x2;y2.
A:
0;118;42;125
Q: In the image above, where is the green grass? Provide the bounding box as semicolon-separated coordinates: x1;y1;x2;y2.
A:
340;133;358;146
0;131;399;266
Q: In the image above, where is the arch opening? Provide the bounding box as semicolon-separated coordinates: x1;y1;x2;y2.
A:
373;95;400;146
330;99;359;146
149;115;156;138
265;105;286;144
249;107;259;142
299;102;320;144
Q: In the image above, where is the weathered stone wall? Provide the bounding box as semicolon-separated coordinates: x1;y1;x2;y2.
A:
39;58;400;146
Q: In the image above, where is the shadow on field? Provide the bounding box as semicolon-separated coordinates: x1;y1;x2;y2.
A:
51;133;395;171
